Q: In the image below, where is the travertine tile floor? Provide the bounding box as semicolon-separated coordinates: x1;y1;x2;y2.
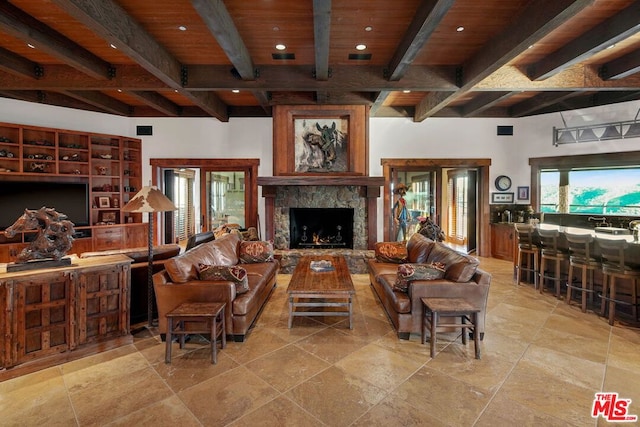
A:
2;256;640;426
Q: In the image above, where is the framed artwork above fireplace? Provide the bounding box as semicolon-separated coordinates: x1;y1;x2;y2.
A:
272;105;368;176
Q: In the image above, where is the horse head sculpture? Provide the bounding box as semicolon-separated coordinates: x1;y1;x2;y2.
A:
4;207;75;263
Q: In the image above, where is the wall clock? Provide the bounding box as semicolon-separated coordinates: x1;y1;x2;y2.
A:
495;175;512;191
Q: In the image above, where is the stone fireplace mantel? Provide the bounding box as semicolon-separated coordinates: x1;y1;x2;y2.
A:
258;176;384;249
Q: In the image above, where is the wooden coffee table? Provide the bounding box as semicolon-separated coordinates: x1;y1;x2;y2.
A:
287;255;355;329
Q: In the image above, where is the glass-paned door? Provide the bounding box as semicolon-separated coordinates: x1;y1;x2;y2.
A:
205;171;246;230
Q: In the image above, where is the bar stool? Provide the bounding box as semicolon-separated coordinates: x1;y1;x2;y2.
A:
565;232;600;313
514;224;539;288
538;228;568;298
596;237;640;325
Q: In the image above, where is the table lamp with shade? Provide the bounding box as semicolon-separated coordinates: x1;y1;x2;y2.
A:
122;185;177;327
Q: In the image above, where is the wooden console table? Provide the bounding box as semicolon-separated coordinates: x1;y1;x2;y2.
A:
0;254;133;381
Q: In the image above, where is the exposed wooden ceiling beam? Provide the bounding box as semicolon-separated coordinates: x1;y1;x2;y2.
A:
387;0;455;81
528;1;640;81
509;91;579;117
0;1;111;80
415;0;593;121
51;0;229;121
60;90;131;116
0;90;106;113
461;92;518;117
313;0;331;81
128;91;181;117
371;0;453;116
600;49;640;80
369;91;391;116
0;47;41;79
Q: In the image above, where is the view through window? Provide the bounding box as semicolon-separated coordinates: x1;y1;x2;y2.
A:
540;168;640;215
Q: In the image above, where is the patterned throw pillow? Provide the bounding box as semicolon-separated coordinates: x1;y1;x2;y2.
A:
198;264;249;294
375;242;409;263
239;240;274;263
393;262;446;293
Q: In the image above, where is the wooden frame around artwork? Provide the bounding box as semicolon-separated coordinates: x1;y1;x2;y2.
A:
272;105;368;176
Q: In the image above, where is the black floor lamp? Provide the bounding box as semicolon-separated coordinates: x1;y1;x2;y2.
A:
122;185;177;327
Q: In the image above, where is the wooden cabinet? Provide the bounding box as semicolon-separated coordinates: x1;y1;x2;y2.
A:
491;223;515;261
0;122;144;262
0;255;132;380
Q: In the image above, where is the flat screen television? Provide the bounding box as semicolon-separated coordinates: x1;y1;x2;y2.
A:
0;180;90;230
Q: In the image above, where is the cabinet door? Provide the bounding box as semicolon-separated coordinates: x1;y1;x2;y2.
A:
0;282;6;368
11;271;74;366
93;227;124;251
76;264;130;344
70;237;93;256
491;224;515;261
125;223;148;248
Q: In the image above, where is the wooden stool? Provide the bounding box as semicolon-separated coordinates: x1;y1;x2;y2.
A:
514;224;540;288
538;228;568;298
421;297;480;359
165;302;226;364
565;233;600;312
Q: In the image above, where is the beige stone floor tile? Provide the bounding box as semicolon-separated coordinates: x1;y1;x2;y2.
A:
258;317;328;343
294;327;369;363
286;366;387;427
477;329;530;361
530;321;610;364
476;391;582;427
522;344;605;390
104;395;201;427
603;365;640;407
58;344;138;376
62;351;153;393
229;395;324;426
246;344;331;392
178;365;279;426
222;327;290;364
426;345;516;394
371;330;434;364
352;394;450;427
0;371;77;426
607;332;640;374
499;359;598;426
330;312;394;339
69;366;174;425
153;348;240;393
391;366;492;426
335;342;424;390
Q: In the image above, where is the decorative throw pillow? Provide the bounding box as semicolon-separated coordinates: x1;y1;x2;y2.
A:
375;242;409;263
393;262;447;293
239;240;274;263
198;264;249;294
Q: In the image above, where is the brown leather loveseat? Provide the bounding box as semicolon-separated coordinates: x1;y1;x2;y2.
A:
153;232;278;342
367;233;491;340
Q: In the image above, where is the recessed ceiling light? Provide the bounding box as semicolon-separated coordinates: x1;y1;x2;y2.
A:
27;43;35;49
275;44;286;51
456;26;465;32
273;26;280;31
110;43;117;49
232;89;240;93
178;25;187;31
528;45;534;49
355;44;366;51
364;26;373;32
402;90;411;93
607;44;616;49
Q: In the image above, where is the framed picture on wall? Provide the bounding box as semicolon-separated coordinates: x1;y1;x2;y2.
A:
517;186;529;200
491;192;514;203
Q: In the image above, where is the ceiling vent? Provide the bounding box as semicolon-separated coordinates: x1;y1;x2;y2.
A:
272;53;295;60
348;53;372;60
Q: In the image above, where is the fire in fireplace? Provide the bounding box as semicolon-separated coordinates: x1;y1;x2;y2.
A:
289;208;354;249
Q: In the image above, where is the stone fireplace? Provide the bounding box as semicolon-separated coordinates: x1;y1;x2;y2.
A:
257;176;385;250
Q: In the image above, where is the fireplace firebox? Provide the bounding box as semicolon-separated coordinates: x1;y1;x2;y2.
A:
289;208;354;249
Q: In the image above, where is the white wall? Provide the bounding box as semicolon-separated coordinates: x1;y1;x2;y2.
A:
3;96;640;236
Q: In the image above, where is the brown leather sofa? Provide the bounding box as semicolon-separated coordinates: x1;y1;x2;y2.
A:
367;233;491;340
153;232;278;342
80;244;181;325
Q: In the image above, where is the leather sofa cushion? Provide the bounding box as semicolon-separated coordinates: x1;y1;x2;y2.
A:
165;232;241;283
232;261;279;316
426;242;479;282
378;273;412;313
406;233;435;263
